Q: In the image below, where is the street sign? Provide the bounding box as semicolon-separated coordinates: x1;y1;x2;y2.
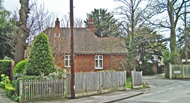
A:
139;60;142;65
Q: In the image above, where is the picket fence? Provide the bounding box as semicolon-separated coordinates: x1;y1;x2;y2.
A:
19;71;126;102
19;79;65;102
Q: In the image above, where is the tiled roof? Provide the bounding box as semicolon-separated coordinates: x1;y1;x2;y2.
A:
44;27;127;55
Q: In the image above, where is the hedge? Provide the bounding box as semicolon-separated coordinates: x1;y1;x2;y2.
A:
5;84;15;99
0;60;11;81
14;59;28;74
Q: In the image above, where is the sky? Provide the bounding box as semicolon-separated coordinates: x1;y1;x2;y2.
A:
3;0;118;20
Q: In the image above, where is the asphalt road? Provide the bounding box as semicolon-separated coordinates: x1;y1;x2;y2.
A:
115;74;190;103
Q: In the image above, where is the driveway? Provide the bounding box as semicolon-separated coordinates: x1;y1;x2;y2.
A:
116;73;190;103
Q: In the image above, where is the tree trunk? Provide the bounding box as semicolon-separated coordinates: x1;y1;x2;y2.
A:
14;0;29;65
167;0;177;64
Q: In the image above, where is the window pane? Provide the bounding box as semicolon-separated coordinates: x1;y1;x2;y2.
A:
99;56;102;59
69;60;70;66
99;60;103;68
95;56;98;59
65;60;68;66
95;60;98;68
65;55;68;59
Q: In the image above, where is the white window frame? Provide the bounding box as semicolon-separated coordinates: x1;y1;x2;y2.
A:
95;55;103;69
64;55;70;67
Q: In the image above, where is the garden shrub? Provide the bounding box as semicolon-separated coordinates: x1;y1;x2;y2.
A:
0;74;10;88
141;63;155;75
25;33;56;76
5;84;15;99
14;59;28;74
0;60;11;81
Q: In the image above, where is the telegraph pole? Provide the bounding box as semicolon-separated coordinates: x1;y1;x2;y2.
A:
70;0;75;98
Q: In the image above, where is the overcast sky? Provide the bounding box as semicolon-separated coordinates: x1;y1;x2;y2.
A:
3;0;118;20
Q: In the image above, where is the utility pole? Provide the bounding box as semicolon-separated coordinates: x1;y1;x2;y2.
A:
70;0;75;98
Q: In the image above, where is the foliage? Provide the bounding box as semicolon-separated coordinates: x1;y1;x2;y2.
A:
14;59;28;74
0;74;10;88
126;77;132;88
0;60;11;81
40;66;65;80
25;33;56;76
0;1;17;59
140;62;155;75
162;49;171;64
84;8;121;37
5;84;15;99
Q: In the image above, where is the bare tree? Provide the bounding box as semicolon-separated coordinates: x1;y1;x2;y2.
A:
74;18;83;28
149;0;190;64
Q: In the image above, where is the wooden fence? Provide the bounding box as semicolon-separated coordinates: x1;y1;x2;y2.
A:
19;79;65;102
165;64;190;79
19;71;126;102
131;71;143;89
66;71;126;96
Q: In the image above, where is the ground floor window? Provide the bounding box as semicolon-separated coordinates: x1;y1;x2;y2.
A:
95;55;103;69
64;55;70;67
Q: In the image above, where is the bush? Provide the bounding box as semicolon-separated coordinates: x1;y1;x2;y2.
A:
14;59;28;74
0;60;11;81
5;84;15;98
0;74;10;88
25;33;56;76
141;63;155;75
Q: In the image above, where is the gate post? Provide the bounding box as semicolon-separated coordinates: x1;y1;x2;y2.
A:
19;78;23;102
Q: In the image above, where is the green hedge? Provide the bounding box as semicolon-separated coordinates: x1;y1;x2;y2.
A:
14;59;28;74
0;60;11;81
5;84;15;99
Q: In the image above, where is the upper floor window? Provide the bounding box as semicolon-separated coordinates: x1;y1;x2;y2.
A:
95;55;103;69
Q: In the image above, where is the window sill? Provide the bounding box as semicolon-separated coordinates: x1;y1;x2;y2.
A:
65;66;71;68
95;68;103;70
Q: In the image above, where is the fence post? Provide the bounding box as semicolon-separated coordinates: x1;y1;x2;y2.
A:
63;69;67;97
19;78;23;102
99;71;102;93
124;70;126;89
169;63;172;79
131;71;134;89
10;61;14;81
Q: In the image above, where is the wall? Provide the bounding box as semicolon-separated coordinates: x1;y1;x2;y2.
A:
53;54;125;73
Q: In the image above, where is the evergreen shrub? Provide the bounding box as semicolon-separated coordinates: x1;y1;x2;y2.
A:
25;33;56;76
14;59;28;74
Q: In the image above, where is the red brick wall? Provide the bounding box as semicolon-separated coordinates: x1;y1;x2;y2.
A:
53;54;125;73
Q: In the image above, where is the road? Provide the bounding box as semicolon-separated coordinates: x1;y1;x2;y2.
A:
115;74;190;103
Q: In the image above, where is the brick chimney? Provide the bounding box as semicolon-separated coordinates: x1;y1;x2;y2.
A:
88;19;95;34
55;18;60;37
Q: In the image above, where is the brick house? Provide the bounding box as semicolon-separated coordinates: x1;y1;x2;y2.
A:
44;18;127;73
